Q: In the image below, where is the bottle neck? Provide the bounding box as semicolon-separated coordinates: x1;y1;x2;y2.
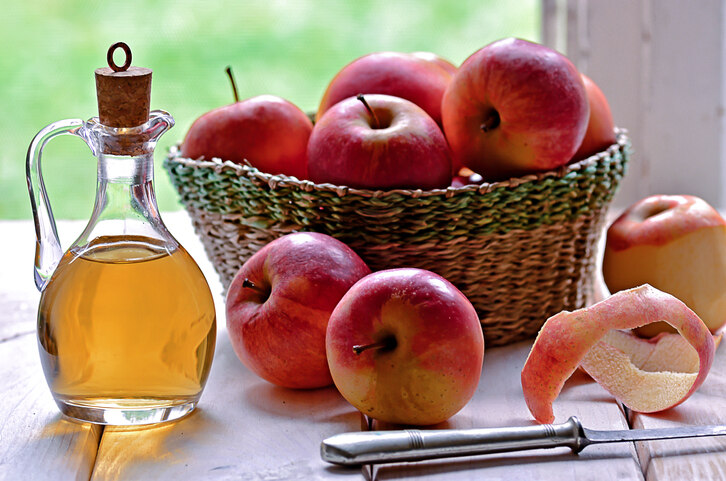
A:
71;152;174;253
95;152;160;218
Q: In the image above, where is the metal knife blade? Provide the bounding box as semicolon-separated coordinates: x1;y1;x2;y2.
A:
584;424;726;444
321;417;726;466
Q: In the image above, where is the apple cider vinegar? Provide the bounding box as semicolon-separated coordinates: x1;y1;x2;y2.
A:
27;44;216;425
37;235;216;423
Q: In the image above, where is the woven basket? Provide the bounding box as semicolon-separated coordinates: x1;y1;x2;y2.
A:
164;131;630;346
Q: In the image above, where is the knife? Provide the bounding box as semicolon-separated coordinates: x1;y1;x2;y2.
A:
321;417;726;466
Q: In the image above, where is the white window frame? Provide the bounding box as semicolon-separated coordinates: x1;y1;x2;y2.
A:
542;0;726;209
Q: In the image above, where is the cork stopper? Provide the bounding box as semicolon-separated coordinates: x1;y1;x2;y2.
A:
95;42;152;128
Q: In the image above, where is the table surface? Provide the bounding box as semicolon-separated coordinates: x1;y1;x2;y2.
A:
3;210;726;481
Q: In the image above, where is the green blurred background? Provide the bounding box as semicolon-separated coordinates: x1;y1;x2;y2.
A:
2;0;538;220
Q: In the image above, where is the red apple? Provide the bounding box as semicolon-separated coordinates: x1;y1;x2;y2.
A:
226;232;371;389
316;51;456;127
441;38;589;181
571;74;617;161
308;94;452;190
181;70;312;178
602;194;726;336
326;268;485;426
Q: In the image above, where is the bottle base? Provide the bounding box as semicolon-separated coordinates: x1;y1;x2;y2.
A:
54;396;199;425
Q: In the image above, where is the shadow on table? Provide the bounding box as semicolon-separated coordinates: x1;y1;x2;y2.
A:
243;380;360;423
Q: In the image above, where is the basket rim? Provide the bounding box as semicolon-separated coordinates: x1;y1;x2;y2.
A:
165;128;629;199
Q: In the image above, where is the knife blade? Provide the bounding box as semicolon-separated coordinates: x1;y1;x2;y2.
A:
321;417;726;466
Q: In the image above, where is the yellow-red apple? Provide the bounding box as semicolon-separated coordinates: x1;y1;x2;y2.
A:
308;94;452;190
326;268;485;426
182;76;312;179
603;195;726;336
521;285;715;424
571;74;617;161
316;51;456;127
441;38;589;181
226;232;370;389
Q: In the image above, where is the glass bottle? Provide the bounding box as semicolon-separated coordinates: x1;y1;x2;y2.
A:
26;43;216;425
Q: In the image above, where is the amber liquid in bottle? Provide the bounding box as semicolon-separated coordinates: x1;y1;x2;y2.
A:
38;235;216;421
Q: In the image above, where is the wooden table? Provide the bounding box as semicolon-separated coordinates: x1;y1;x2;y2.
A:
2;211;725;480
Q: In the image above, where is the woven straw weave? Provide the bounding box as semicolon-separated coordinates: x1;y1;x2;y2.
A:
164;131;630;346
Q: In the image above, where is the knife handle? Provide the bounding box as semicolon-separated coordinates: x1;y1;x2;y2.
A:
321;416;586;465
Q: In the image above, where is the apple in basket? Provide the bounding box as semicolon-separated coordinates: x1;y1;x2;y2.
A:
308;94;452;190
571;74;617;161
316;51;457;127
602;194;726;337
181;67;312;179
326;268;485;425
410;51;458;76
451;167;483;187
441;38;590;181
226;232;371;389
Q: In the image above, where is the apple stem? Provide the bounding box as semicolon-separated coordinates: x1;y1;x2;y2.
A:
356;94;381;129
242;278;266;295
480;109;501;133
353;336;397;355
226;66;240;103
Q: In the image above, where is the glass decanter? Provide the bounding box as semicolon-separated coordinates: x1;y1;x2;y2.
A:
26;43;216;425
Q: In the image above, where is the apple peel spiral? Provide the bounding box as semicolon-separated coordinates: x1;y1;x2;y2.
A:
521;285;716;424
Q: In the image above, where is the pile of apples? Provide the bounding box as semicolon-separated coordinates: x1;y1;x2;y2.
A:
225;232;484;426
226;205;726;427
182;37;726;426
179;37;619;426
181;37;617;188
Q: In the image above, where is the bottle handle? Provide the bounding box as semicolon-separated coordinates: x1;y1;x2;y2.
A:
26;119;86;291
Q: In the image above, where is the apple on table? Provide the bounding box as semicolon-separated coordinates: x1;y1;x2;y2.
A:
226;232;371;389
441;37;590;181
603;194;726;336
326;268;485;426
308;94;452;190
181;67;312;179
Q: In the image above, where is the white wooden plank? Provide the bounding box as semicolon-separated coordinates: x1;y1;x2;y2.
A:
629;342;726;481
565;0;651;209
0;219;45;341
371;341;643;480
562;0;726;210
641;0;726;208
0;292;36;342
0;318;102;481
541;0;567;54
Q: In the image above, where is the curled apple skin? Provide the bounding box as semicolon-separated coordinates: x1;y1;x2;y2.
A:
521;285;715;424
